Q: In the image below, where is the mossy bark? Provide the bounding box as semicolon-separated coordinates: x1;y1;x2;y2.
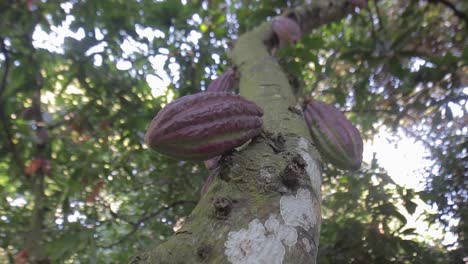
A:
131;1;356;263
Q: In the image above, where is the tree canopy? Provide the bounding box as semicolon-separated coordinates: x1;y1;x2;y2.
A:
0;0;466;263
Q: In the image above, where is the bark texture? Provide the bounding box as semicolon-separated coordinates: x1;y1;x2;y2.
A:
131;1;356;263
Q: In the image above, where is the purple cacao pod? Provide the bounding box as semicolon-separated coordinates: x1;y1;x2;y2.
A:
145;92;263;161
206;68;236;93
272;17;301;47
303;100;363;170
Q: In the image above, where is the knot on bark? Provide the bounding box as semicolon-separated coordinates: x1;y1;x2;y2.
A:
213;197;232;219
281;154;307;190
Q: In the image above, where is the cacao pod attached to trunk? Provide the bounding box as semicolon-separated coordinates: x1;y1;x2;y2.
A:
303;100;363;170
272;16;301;48
145;92;263;161
206;68;237;93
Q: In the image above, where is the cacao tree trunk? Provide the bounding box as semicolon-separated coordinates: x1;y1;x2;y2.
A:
131;1;356;263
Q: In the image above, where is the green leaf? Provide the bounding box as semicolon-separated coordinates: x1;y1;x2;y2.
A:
401;228;416;235
387;57;406;78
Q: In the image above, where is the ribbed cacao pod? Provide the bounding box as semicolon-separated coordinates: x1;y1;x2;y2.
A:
145;92;263;161
272;16;301;47
206;68;236;93
303;100;363;170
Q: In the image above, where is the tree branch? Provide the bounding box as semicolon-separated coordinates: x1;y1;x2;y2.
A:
287;0;356;36
366;3;378;46
0;37;27;178
373;0;387;33
428;0;468;25
0;108;27;178
132;1;354;262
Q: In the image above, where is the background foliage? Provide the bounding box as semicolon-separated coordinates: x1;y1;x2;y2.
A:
0;0;466;263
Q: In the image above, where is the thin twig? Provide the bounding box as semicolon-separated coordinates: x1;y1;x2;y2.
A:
432;0;468;25
101;200;196;248
373;0;386;33
0;37;11;98
366;3;378;46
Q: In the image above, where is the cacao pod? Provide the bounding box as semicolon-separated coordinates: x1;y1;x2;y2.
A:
145;92;263;161
272;16;301;47
206;68;236;93
303;100;363;170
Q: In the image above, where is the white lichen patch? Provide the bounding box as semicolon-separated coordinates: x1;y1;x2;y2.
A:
297;137;310;151
299;150;321;195
296;137;321;196
280;188;318;230
264;215;297;247
275;225;298;247
224;216;297;264
264;215;280;232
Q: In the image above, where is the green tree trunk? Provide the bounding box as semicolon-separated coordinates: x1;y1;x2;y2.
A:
130;1;355;263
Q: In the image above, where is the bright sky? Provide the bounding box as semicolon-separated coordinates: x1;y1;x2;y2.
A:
13;7;458;247
362;129;458;246
363;128;429;191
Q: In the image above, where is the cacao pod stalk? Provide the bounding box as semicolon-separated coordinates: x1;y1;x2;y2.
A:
206;68;236;93
204;155;221;171
145;92;263;161
201;171;217;195
272;16;301;48
303;100;363;170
